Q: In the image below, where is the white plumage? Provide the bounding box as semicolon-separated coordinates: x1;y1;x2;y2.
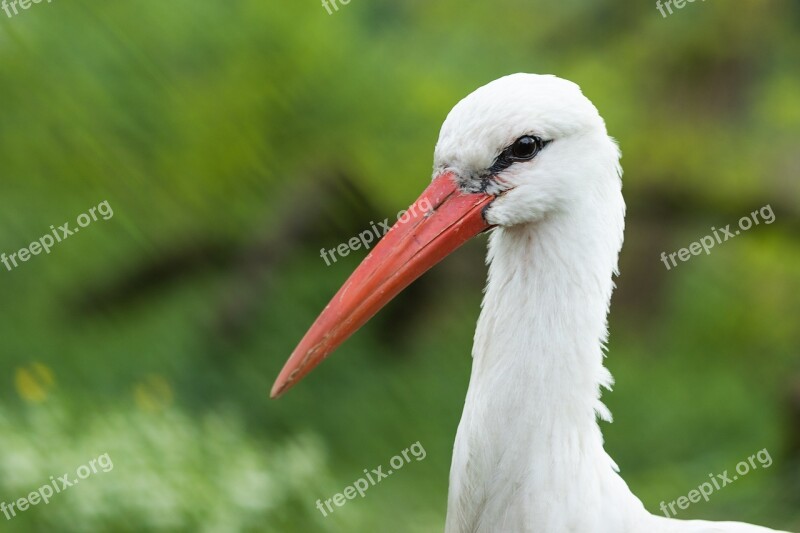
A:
435;74;786;533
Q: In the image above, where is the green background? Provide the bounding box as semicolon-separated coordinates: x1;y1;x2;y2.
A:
0;0;798;531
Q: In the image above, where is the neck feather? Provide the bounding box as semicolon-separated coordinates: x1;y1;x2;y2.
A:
446;190;646;532
475;208;619;427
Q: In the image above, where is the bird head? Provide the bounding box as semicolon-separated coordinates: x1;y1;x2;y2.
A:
271;73;621;398
435;73;620;228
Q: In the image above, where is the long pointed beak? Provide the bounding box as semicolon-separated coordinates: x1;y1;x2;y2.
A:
271;171;494;398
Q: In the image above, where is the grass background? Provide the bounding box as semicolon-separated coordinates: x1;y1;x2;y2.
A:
0;0;798;531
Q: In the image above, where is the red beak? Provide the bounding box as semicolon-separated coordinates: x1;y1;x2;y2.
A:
270;172;494;398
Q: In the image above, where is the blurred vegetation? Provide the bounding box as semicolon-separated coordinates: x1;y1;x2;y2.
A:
0;0;798;531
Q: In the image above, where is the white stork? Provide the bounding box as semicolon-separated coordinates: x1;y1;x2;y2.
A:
271;74;788;533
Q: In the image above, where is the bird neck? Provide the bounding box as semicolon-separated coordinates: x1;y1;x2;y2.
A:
474;208;619;437
446;195;643;532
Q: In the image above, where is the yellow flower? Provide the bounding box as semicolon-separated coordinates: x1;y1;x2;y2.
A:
15;363;55;403
133;375;173;412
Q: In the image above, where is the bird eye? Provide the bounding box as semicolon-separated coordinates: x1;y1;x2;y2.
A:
487;135;549;176
510;136;541;160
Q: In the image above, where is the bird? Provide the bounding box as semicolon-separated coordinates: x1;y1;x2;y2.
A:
271;73;789;533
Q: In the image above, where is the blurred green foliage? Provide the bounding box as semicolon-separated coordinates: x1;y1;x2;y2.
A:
0;0;798;531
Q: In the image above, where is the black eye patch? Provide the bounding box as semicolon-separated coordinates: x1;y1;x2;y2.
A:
488;135;550;175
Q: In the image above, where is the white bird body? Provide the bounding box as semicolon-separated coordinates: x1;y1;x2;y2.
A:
433;74;788;533
445;217;783;533
273;73;789;533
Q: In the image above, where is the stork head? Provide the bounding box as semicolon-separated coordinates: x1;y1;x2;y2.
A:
435;73;620;228
271;73;620;398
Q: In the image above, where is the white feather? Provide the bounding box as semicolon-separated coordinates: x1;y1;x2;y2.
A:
432;74;788;533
